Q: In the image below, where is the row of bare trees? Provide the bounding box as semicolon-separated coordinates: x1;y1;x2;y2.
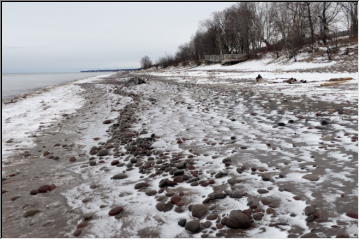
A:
141;2;357;68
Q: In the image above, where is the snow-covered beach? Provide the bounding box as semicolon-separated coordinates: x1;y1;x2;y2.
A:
2;46;358;238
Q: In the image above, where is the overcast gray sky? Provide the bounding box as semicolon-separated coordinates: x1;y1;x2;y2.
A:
2;2;235;73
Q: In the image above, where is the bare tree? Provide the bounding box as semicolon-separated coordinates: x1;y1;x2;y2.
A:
140;56;152;69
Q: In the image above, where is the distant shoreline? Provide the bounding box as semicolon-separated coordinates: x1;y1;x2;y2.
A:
80;68;140;72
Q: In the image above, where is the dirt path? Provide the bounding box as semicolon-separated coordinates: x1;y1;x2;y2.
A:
2;72;358;238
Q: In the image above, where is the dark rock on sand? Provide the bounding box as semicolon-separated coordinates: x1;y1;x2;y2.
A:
97;149;109;156
192;204;208;218
252;212;264;220
185;220;201;233
222;210;251;229
112;173;128;180
38;184;56;193
145;189;157;196
135;182;148;190
108;206;123;216
156;202;173;212
111;160;119;166
23;209;41;218
103;119;112;124
73;229;82;237
178;218;187;227
302;174;319;181
89;160;97;166
346;212;358;219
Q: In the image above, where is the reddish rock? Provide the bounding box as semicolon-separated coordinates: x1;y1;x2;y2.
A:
39;184;56;193
77;221;88;229
73;229;82;237
30;189;39;195
346;212;358;219
111;160;119;166
173;176;184;183
69;156;76;162
108;206;123;216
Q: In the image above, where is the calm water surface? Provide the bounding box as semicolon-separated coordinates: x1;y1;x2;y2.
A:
2;72;103;99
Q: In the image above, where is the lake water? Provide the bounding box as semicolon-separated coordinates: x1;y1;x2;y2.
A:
2;72;103;99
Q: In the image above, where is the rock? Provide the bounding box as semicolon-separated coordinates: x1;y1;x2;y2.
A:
227;178;241;185
178;218;187;227
253;212;264;220
215;171;227;178
346;212;358;219
83;213;94;221
207;214;218;220
192;204;208;218
145;189;157;196
261;174;272;181
23;209;41;217
97;149;109;156
302;174;319;181
176;162;187;169
135;182;148;190
103;119;112;124
173;170;184;176
222;158;232;165
304;206;320;222
125;77;146;86
11;196;21;201
320;120;329;126
111;160;119;166
112;173;128;180
159;178;177;188
185;220;201;233
301;232;319;238
228;190;246;199
156;202;173;212
38;184;56;193
69;156;77;162
336;233;350;238
201;221;212;228
266;208;276;214
261;197;280;208
30;189;39;195
73;229;82;237
277;122;286;126
89;146;98;155
77;221;88;229
89;160;97;166
257;189;269;194
223;210;251;229
170;195;183;205
207;192;227;201
108;206;123;216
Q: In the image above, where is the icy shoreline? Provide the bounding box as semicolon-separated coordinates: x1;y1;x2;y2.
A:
2;73;112;165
